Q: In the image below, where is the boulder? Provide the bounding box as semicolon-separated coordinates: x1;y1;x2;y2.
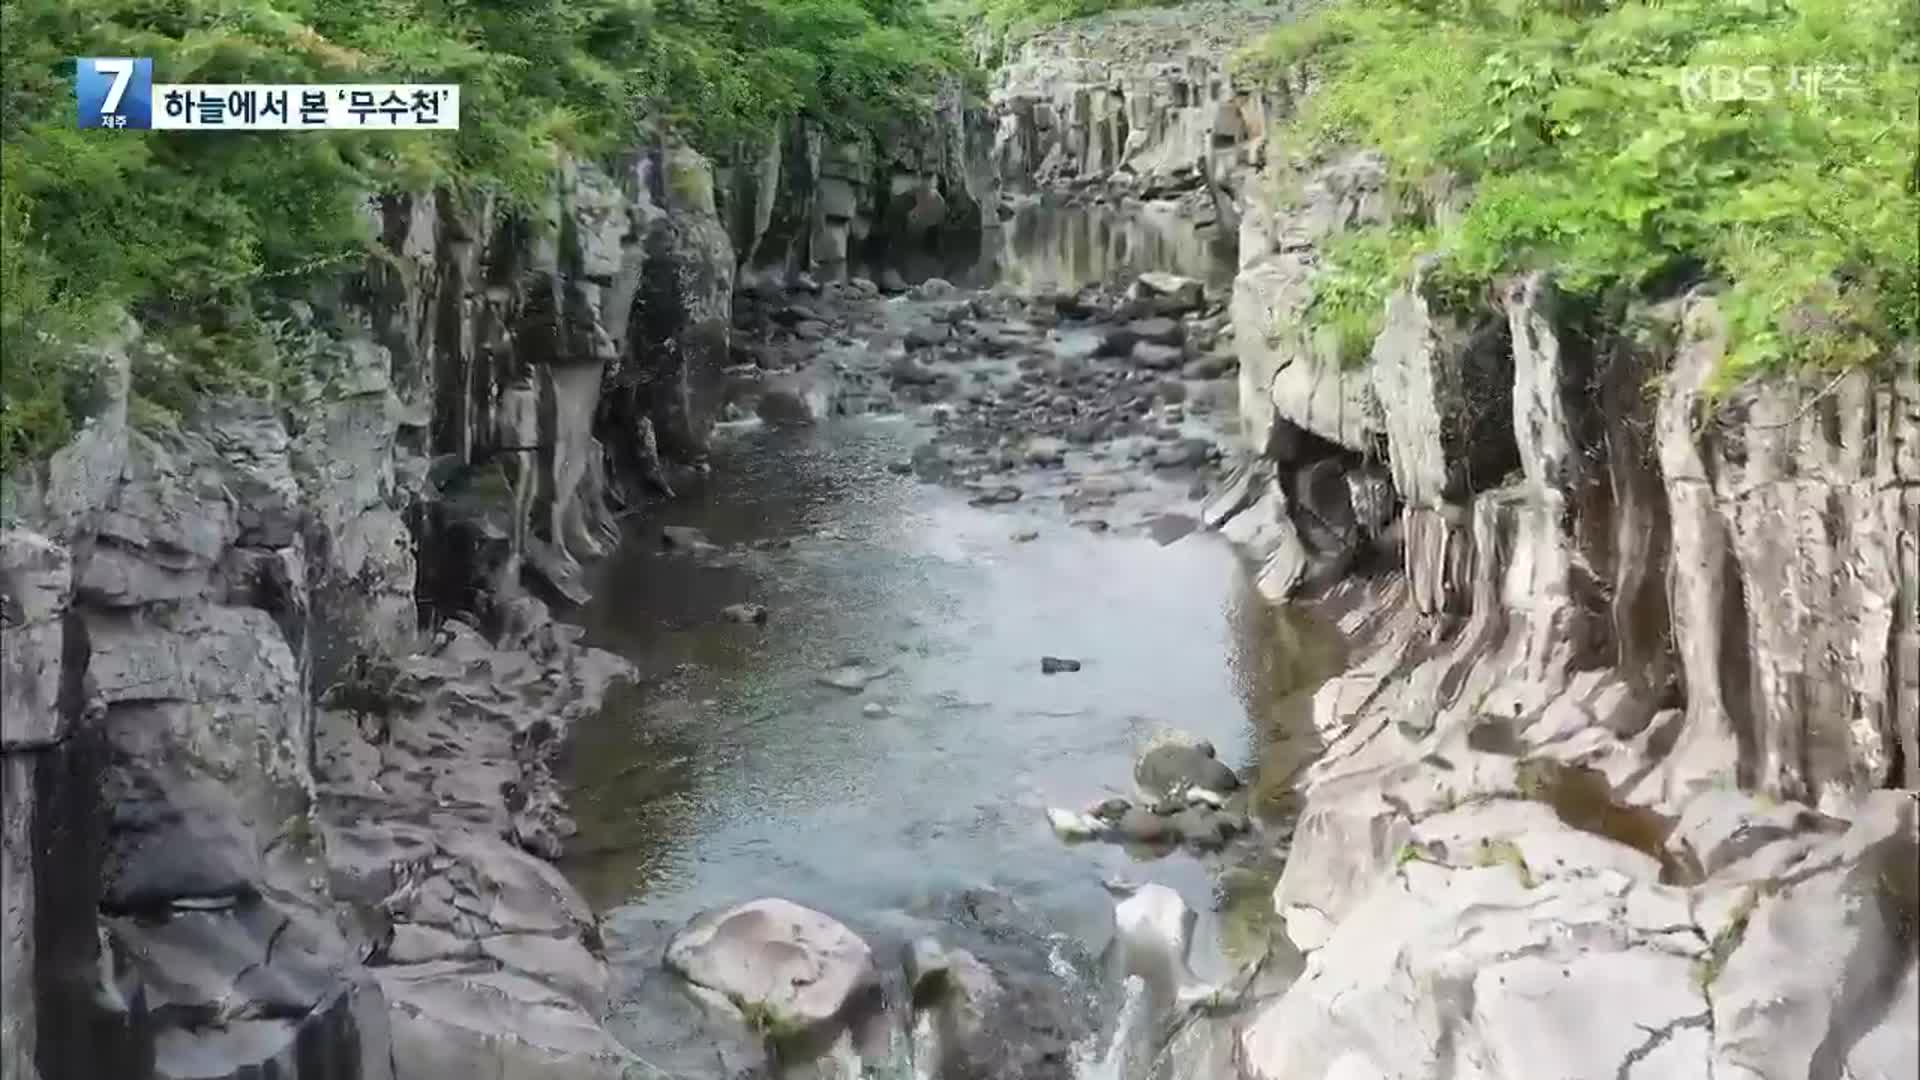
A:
1128;272;1205;316
904;938;1001;1077
1110;884;1199;1013
1131;342;1185;371
665;898;878;1038
1136;736;1239;802
1127;317;1183;347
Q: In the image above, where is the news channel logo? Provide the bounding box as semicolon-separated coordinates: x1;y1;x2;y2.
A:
75;57;153;129
74;57;460;130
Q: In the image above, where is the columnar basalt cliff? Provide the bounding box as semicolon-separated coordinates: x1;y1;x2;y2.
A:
0;134;739;1080
987;3;1293;205
1215;83;1919;1080
985;5;1918;1077
718;81;996;287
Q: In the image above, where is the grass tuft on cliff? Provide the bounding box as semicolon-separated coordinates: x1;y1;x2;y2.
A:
1239;0;1920;388
0;0;969;472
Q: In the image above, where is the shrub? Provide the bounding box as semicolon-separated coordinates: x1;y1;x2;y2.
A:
1238;0;1920;388
0;0;970;471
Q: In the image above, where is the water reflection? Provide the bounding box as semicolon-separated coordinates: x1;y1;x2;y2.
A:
563;416;1345;989
982;196;1237;294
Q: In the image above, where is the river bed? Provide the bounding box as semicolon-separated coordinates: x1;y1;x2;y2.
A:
559;201;1345;1072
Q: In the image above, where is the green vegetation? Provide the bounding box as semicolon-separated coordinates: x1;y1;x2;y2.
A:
1692;884;1763;990
1239;0;1920;388
0;0;968;470
968;0;1179;38
1473;836;1537;887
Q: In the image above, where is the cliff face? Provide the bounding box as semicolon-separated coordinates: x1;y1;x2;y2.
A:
717;80;996;286
0;135;737;1080
987;2;1292;208
1229;150;1920;802
983;4;1920;1075
1222;125;1920;1080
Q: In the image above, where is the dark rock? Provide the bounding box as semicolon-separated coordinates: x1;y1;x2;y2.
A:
968;485;1023;507
1293;457;1362;559
660;525;719;554
1136;743;1240;801
906;325;950;351
1131;342;1184;371
1040;656;1082;674
1153;438;1215;470
1116;808;1175;844
889;355;939;387
1127;317;1183;347
773;303;819;326
1182;353;1236;380
1170;807;1231;850
1095;325;1138;357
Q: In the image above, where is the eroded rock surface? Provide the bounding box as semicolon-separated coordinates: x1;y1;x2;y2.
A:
0;134;736;1080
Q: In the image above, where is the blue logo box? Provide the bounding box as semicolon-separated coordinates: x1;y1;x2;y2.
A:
75;57;153;129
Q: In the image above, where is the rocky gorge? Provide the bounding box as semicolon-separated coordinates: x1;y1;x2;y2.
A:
4;4;1917;1080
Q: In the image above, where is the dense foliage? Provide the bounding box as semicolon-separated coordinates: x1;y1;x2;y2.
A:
0;0;966;469
966;0;1179;37
1239;0;1920;386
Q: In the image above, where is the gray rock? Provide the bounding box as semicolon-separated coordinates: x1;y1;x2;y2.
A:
1136;742;1238;802
1024;437;1067;467
1152;438;1214;470
1115;807;1174;845
1127;317;1183;347
968;485;1023;507
1127;272;1205;316
1370;258;1517;506
889;354;940;387
1131;341;1184;371
378;964;637;1079
665;898;878;1036
1040;656;1082;674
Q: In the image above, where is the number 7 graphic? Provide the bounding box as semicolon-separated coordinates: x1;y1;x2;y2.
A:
76;57;153;129
96;59;134;112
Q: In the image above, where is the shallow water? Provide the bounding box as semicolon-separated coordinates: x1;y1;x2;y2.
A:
982;196;1238;296
561;202;1340;1066
567;416;1338;958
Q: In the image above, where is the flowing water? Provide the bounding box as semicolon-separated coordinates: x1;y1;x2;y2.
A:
561;202;1343;1073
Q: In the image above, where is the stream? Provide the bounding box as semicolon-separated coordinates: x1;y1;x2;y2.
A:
561;200;1345;1074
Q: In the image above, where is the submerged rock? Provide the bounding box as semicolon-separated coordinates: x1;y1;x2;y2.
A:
817;662;894;692
660;525;720;554
720;602;769;625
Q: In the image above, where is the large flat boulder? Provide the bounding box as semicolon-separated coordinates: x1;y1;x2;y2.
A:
664;898;878;1037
